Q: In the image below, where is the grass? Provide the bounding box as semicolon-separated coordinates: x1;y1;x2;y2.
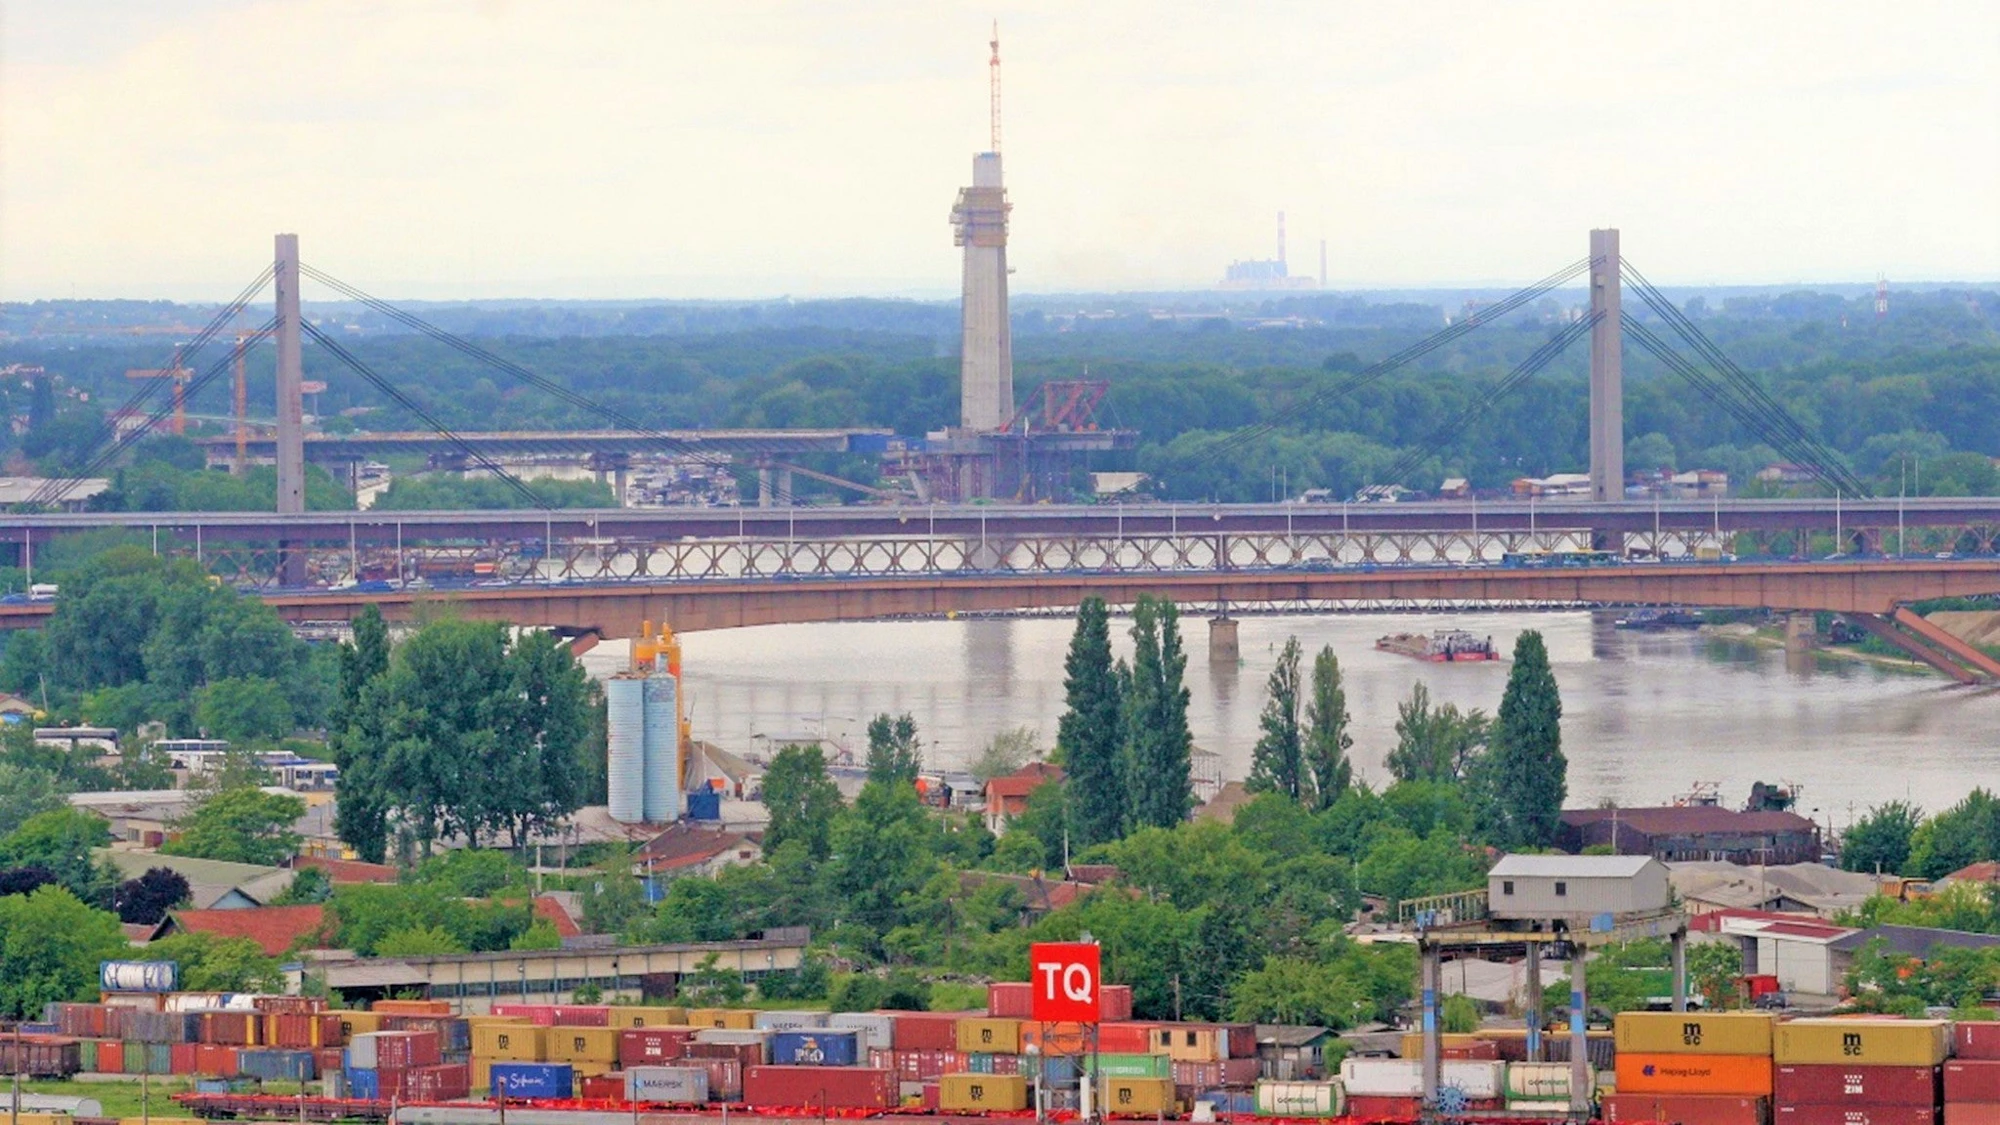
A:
15;1076;321;1119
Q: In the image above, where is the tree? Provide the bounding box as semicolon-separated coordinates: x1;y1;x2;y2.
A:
0;764;67;838
332;607;393;863
487;629;598;848
1302;646;1354;808
0;807;112;903
1125;596;1194;831
1842;801;1924;875
113;866;191;924
1487;631;1567;848
1248;636;1307;801
1385;682;1489;784
194;676;294;741
762;744;843;860
377;925;468;956
161;787;307;866
830;778;935;944
971;727;1039;784
580;861;650;936
1908;791;2000;880
0;886;128;1017
865;713;923;785
144;931;283;992
1057;597;1126;847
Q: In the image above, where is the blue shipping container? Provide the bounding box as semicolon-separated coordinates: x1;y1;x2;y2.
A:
1040;1056;1079;1086
490;1063;574;1100
687;790;722;820
345;1068;380;1101
239;1049;315;1082
769;1031;860;1067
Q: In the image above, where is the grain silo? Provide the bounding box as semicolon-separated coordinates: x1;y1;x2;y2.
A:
605;675;646;824
641;673;681;824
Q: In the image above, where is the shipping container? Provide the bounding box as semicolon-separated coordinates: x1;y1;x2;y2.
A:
1605;1093;1772;1125
1946;1107;2000;1125
1346;1094;1424;1122
1617;1052;1776;1096
878;1048;965;1081
1102;985;1135;1023
619;1027;696;1067
1508;1061;1592;1101
770;1031;861;1067
1399;1032;1488;1058
1099;1022;1164;1056
1255;1080;1345;1117
965;1052;1022;1075
237;1048;316;1082
379;1015;471;1053
890;1013;961;1052
628;1064;710;1103
372;999;451;1016
604;1006;688;1029
955;1017;1022;1054
1103;1076;1177;1117
1022;1020;1092;1055
688;1008;757;1030
1959;1026;2000;1063
1090;1053;1175;1079
193;1043;237;1078
489;1062;574;1100
743;1065;897;1109
328;1010;382;1041
393;1062;472;1101
1777;1064;1941;1106
1776;1105;1942;1125
941;1072;1030;1111
471;1023;544;1061
754;1010;830;1033
825;1013;895;1054
265;1013;345;1050
702;1057;745;1101
694;1028;771;1047
988;982;1033;1019
685;1040;767;1070
346;1030;440;1070
579;1073;627;1101
1775;1021;1951;1067
97;1041;123;1074
1949;1062;2000;1103
1618;1012;1778;1057
1340;1057;1505;1099
199;1011;261;1046
543;1027;621;1065
164;1042;192;1074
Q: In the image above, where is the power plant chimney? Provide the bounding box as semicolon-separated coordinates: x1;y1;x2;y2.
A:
953;25;1013;432
1319;239;1327;288
1277;211;1288;274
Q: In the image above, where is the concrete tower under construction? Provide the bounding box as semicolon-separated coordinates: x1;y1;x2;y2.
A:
952;26;1013;432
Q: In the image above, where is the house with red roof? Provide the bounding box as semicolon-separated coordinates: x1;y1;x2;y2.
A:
983;761;1064;834
154;904;330;958
292;855;399;885
633;821;762;882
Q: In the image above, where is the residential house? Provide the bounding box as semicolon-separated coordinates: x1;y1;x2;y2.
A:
153;904;329;957
0;692;35;722
291;855;399;885
99;850;296;911
982;762;1065;834
1255;1025;1333;1080
633;822;763;888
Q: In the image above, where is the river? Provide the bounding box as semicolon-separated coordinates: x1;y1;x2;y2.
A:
588;611;2000;829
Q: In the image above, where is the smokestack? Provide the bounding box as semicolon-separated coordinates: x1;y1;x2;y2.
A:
1319;239;1327;288
1277;211;1287;273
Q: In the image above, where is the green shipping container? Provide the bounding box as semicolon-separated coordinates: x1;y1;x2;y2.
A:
1089;1053;1174;1079
77;1039;96;1072
122;1041;146;1075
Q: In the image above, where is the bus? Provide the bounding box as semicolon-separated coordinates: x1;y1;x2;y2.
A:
1500;548;1621;569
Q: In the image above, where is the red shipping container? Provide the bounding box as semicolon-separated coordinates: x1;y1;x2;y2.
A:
1348;1095;1423;1121
1777;1106;1941;1125
702;1057;744;1100
96;1041;122;1074
1098;1023;1160;1055
315;1047;344;1077
253;996;323;1015
1221;1057;1260;1086
366;1030;442;1069
580;1073;627;1101
685;1041;764;1069
1221;1023;1257;1059
1173;1060;1221;1088
988;982;1033;1018
490;1005;559;1026
167;1043;196;1074
1945;1107;2000;1125
269;1012;344;1049
620;1027;697;1067
1952;1063;2000;1103
1101;985;1135;1023
201;1011;260;1046
195;1043;239;1078
550;1005;612;1027
1443;1040;1502;1060
744;1065;896;1110
890;1012;959;1051
884;1049;962;1081
1778;1065;1942;1107
1606;1094;1770;1125
387;1062;472;1102
1959;1026;2000;1062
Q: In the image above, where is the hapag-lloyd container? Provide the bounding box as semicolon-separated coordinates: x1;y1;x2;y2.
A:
1616;1012;1777;1056
1777;1105;1944;1125
1340;1058;1504;1099
1604;1094;1771;1125
1775;1064;1942;1106
743;1065;896;1109
627;1065;710;1103
1774;1021;1951;1067
1616;1053;1775;1096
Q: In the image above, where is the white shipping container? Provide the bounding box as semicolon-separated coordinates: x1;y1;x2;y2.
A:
1507;1062;1589;1100
348;1032;382;1070
754;1010;831;1032
628;1065;709;1103
827;1013;896;1053
693;1029;770;1046
165;992;258;1012
1338;1058;1503;1099
1256;1081;1346;1117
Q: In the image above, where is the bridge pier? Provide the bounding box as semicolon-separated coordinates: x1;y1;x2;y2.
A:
273;234;308;585
1589;228;1624;504
1784;612;1818;652
1208;615;1239;664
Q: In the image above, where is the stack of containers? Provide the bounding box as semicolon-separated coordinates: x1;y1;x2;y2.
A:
345;1028;466;1101
470;1019;544;1093
543;1026;621;1079
1773;1018;1949;1125
886;1012;966;1081
1340;1056;1504;1119
1948;1022;2000;1125
1608;1011;1776;1125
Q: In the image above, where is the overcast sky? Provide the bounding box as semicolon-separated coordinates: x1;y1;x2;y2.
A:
3;0;1996;301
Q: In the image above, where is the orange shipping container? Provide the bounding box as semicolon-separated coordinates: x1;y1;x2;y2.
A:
373;1000;451;1016
1615;1053;1774;1096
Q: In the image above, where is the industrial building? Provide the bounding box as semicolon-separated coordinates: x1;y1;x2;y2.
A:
606;622;688;826
1220;212;1320;290
1486;853;1672;923
1558;804;1825;865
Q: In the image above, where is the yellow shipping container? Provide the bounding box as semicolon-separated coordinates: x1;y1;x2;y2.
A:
545;1026;622;1064
956;1017;1023;1054
572;1060;614;1080
941;1073;1031;1112
1772;1019;1950;1066
607;1006;689;1028
689;1007;756;1030
1152;1025;1226;1063
472;1023;546;1060
1615;1012;1776;1056
1399;1032;1484;1057
471;1058;491;1094
329;1010;383;1039
1103;1077;1177;1116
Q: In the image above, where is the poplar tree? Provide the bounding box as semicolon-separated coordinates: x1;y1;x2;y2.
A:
1303;645;1354;809
1490;630;1567;848
1057;597;1126;848
1248;637;1306;801
1125;596;1194;830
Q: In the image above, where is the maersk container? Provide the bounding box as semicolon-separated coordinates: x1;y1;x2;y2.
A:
628;1065;710;1103
489;1062;575;1100
770;1031;860;1067
641;673;681;824
1255;1080;1345;1118
605;677;645;824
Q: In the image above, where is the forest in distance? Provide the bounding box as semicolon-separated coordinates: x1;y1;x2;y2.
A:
2;283;1997;506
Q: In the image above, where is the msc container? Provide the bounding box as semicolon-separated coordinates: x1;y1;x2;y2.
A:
1947;1060;2000;1103
471;1023;544;1061
941;1073;1030;1111
1957;1025;2000;1062
619;1027;696;1067
1776;1106;1942;1125
770;1031;861;1067
988;982;1033;1019
544;1026;621;1065
1776;1064;1941;1106
489;1062;574;1100
1616;1053;1774;1096
743;1065;897;1109
1617;1012;1777;1057
1255;1080;1345;1117
606;675;645;822
1509;1062;1593;1101
628;1064;710;1103
826;1013;895;1054
1774;1021;1951;1067
605;1006;688;1029
1605;1093;1772;1125
688;1008;757;1030
955;1017;1022;1054
890;1013;961;1052
1340;1058;1504;1099
1103;1076;1177;1116
1091;1053;1174;1079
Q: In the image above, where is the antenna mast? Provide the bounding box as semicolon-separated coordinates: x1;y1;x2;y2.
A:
989;21;1002;153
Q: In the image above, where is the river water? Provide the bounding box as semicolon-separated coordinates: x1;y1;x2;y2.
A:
588;611;2000;829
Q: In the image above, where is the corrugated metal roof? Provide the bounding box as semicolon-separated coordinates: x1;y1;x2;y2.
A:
1562;805;1818;835
1490;854;1655;877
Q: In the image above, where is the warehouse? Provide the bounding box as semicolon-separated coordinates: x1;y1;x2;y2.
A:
1558;805;1823;864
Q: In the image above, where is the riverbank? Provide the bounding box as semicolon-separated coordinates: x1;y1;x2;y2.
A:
1702;621;1939;676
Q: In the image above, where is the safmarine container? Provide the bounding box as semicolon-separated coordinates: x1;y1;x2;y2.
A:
628;1065;710;1103
1776;1106;1942;1125
771;1031;861;1067
489;1062;574;1099
1616;1012;1777;1056
1774;1020;1951;1067
1616;1053;1775;1096
1103;1077;1176;1116
955;1018;1022;1054
743;1065;897;1109
941;1073;1030;1111
1604;1093;1771;1125
1255;1080;1345;1118
1775;1064;1942;1105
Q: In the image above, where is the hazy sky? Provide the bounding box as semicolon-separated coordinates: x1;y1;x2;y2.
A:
4;0;1996;300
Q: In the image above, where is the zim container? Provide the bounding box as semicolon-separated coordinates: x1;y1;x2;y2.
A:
1604;1093;1772;1125
1945;1107;2000;1125
1255;1080;1345;1117
1776;1063;1941;1106
1616;1012;1777;1057
619;1027;696;1067
941;1072;1030;1111
1776;1105;1943;1125
1616;1052;1775;1096
1774;1021;1951;1067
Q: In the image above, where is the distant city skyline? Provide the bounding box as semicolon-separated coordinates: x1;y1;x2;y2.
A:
2;0;1996;301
